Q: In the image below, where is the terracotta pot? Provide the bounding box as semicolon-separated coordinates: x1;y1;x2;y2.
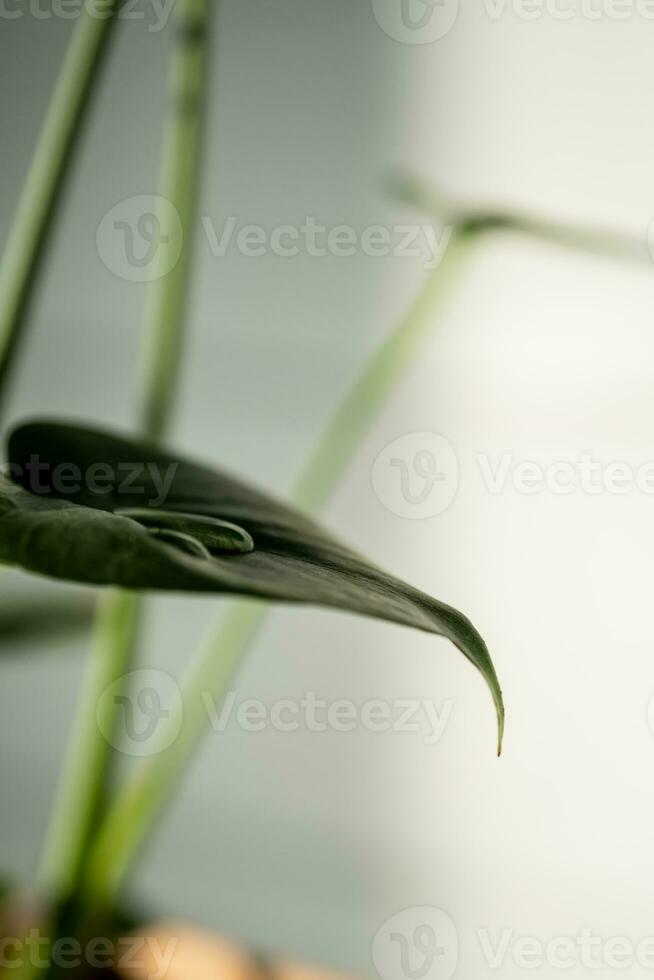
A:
118;923;354;980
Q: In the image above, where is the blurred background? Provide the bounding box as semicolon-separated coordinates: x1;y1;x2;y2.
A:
2;2;654;977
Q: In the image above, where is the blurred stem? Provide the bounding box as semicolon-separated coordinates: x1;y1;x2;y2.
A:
391;174;650;266
34;0;210;921
36;593;141;897
82;228;478;909
0;1;121;411
137;0;209;442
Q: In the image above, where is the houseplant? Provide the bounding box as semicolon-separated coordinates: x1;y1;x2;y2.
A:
2;4;639;979
0;4;504;977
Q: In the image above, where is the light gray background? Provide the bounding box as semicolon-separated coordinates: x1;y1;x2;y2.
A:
2;1;654;977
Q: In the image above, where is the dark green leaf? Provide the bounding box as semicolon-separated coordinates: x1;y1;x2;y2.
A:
0;592;95;648
4;420;503;750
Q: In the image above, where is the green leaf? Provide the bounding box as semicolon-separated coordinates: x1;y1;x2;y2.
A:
0;592;95;648
5;420;503;751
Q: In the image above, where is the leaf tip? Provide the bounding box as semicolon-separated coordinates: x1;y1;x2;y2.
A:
496;693;505;757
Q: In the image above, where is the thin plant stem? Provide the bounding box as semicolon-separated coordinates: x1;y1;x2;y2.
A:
390;175;650;266
81;228;478;909
0;1;121;409
137;0;209;442
34;0;210;915
53;162;643;907
36;592;141;897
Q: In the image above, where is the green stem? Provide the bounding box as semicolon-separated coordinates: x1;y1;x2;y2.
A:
35;0;210;914
0;1;121;407
292;230;472;513
84;601;264;905
36;592;141;897
137;0;209;443
81;227;478;909
392;175;649;266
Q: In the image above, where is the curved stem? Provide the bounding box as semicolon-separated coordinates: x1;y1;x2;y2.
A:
0;1;121;409
82;228;478;909
291;229;471;513
391;174;650;265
